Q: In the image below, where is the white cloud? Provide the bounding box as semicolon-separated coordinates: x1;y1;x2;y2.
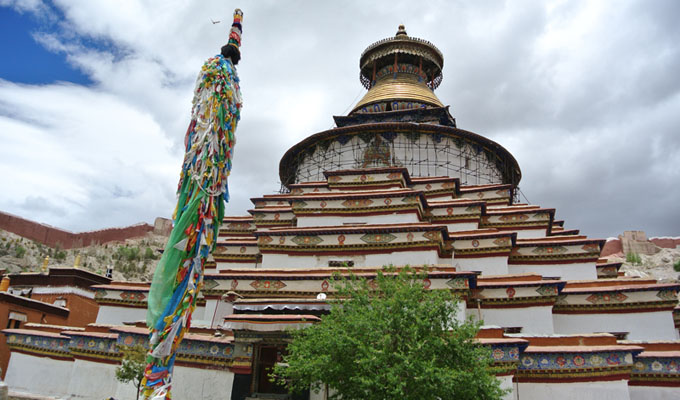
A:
0;0;679;238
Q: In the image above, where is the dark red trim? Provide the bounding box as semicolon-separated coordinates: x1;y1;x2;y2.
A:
96;301;146;309
430;218;480;223
174;360;233;371
11;348;73;362
260;245;442;256
452;251;511;258
553;307;676;314
294;208;420;218
628;380;680;387
514;373;630;383
71;354;120;365
473;301;556;309
508;258;600;265
328;184;405;191
488;226;549;231
229;366;252;374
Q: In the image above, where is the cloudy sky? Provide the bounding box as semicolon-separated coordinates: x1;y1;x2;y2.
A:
0;0;678;239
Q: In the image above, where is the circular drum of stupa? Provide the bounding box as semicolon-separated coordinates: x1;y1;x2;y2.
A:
279;25;521;189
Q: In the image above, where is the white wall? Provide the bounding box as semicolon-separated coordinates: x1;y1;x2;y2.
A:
95;305;148;325
629;385;680;400
172;365;234;400
468;305;554;334
508;262;597;280
5;352;72;398
68;359;119;399
262;250;441;269
197;298;233;328
64;359;235;400
216;261;259;271
297;213;419;228
452;301;467;323
514;229;547;239
453;255;508;276
498;375;515;400
445;222;479;233
553;311;679;341
516;380;631;400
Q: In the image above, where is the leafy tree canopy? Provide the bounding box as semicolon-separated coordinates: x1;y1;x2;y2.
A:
274;267;505;400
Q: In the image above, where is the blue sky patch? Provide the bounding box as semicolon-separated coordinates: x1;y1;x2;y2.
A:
0;5;91;85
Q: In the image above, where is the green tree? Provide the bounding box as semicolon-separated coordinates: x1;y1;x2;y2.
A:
274;267;505;400
115;344;147;400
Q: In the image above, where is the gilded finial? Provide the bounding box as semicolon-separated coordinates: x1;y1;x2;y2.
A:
396;24;407;36
42;256;49;273
73;253;81;269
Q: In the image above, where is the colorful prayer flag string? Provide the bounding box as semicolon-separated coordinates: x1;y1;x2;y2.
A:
142;9;243;399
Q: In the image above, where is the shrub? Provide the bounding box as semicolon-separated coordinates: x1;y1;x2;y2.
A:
54;250;67;261
14;245;26;258
115;246;141;262
673;259;680;272
144;247;157;260
626;252;642;266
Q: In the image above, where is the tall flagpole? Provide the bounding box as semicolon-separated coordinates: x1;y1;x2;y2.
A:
141;9;243;399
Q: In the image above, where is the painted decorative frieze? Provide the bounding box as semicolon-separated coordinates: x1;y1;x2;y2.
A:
254;225;448;255
470;280;564;308
213;240;261;263
4;329;72;359
458;184;513;205
219;217;256;237
630;351;680;387
248;208;295;227
553;282;680;313
509;237;605;264
479;207;553;230
515;345;643;382
92;284;150;307
201;268;476;298
447;230;516;258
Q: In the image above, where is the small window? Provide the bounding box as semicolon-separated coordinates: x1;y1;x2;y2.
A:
6;311;27;329
53;298;67;308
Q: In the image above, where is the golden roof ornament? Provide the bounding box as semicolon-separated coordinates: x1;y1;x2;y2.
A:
42;256;49;274
352;25;445;114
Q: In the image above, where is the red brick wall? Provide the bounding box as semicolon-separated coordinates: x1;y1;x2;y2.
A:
30;293;100;327
0;211;153;249
650;238;680;249
601;237;679;257
600;239;623;257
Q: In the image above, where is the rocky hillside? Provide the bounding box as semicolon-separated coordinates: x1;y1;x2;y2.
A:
608;246;680;282
0;228;168;282
2;225;679;283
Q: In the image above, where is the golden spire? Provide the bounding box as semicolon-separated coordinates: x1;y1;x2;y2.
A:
351;25;445;114
42;256;49;274
73;253;81;269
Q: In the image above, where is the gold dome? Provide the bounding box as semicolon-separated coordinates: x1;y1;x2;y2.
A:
351;25;445;114
351;72;444;113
